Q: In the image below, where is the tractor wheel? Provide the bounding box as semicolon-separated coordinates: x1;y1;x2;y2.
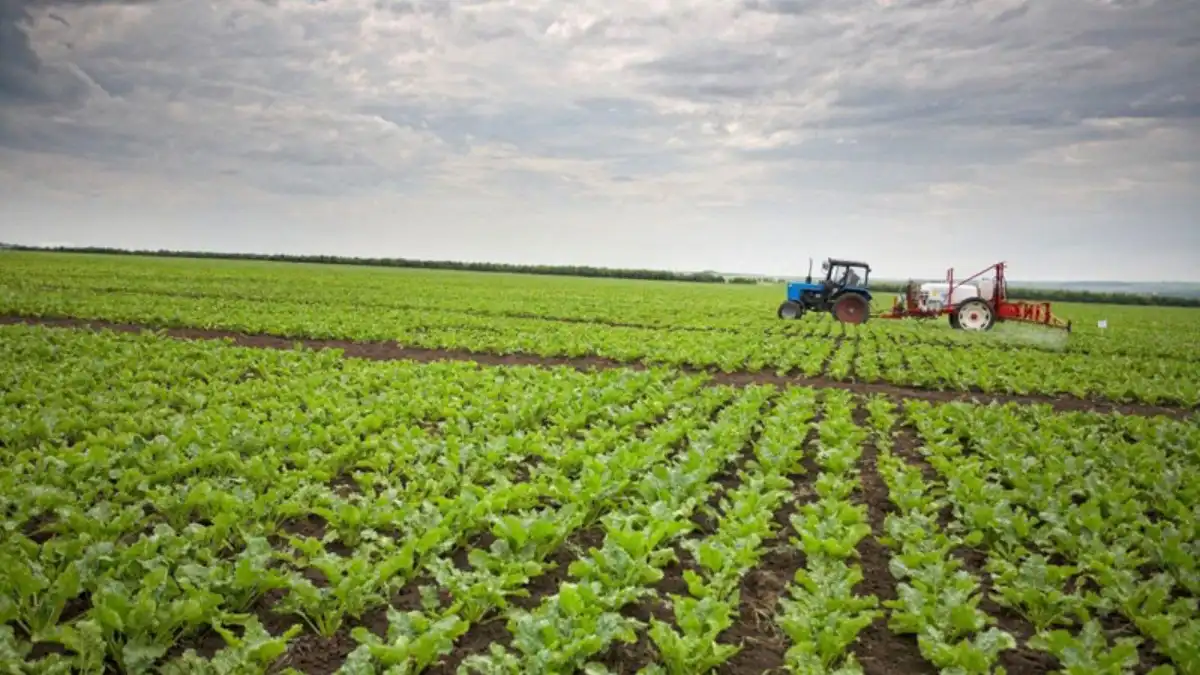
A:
778;301;804;320
831;294;869;325
955;299;995;331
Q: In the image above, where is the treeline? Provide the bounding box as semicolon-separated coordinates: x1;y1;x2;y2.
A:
2;245;728;283
4;244;1199;307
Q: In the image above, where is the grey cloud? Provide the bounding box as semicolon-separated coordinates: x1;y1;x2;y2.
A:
1;0;1198;281
0;0;157;103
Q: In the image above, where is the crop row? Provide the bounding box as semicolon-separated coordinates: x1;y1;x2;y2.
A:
897;399;1199;674
3;324;1198;674
3;252;1196;364
3;284;1199;407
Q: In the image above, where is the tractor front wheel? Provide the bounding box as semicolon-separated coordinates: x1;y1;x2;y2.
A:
778;301;804;320
831;294;869;325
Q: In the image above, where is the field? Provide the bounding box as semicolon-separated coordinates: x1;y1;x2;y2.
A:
1;250;1198;675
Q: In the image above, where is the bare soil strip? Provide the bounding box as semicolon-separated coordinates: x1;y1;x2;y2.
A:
853;410;936;675
715;431;820;674
3;315;1193;419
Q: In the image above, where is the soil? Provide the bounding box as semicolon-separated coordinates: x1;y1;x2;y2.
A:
268;627;359;675
274;513;355;557
717;545;805;674
592;552;689;673
716;416;822;675
9;316;1191;674
422;526;605;674
855;431;937;675
4;315;1193;419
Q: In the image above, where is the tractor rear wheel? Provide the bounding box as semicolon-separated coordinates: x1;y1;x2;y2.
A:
955;299;995;331
831;294;869;325
778;301;804;319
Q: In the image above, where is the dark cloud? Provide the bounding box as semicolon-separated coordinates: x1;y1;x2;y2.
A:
1;0;1197;251
0;0;156;103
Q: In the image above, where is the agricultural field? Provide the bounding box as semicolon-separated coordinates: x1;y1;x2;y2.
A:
1;250;1198;675
1;252;1198;407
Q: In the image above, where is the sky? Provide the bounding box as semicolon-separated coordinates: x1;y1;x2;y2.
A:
0;0;1197;281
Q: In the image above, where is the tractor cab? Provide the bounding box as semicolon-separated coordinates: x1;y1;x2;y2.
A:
823;258;871;292
778;258;873;324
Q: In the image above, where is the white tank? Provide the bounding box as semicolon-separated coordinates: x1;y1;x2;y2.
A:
920;282;980;310
976;278;996;302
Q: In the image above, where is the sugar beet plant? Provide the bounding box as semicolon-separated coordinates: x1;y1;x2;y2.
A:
0;325;710;673
901;399;1197;674
4;258;1200;406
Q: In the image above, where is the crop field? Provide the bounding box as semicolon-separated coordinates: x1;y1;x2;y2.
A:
1;250;1198;675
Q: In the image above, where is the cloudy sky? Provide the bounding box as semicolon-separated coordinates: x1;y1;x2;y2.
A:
1;0;1197;281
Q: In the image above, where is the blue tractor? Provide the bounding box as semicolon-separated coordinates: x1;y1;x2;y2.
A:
778;258;873;325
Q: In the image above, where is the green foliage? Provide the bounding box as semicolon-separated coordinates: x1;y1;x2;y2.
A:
2;250;1199;405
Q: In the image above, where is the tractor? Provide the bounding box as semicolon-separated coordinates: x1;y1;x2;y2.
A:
777;258;873;325
777;258;1071;335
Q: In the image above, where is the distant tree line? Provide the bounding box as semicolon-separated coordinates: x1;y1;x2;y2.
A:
4;244;1199;307
1;244;727;283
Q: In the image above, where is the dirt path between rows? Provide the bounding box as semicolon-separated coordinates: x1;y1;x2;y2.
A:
3;315;1194;420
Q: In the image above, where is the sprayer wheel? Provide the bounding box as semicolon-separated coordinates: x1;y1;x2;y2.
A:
956;299;996;331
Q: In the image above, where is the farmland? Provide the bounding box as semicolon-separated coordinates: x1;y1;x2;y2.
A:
1;250;1198;675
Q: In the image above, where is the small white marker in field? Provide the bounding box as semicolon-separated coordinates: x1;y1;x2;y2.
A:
1098;320;1108;329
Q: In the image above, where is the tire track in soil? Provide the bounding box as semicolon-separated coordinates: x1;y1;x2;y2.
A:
3;315;1193;419
424;394;741;674
713;406;824;674
853;409;936;675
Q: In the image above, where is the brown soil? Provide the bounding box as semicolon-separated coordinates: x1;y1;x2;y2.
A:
717;545;805;674
425;616;512;675
855;433;937;675
4;315;1192;419
328;473;360;496
274;514;354;557
22;513;56;544
956;549;1062;674
278;514;329;540
891;428;957;530
425;526;605;674
592;551;690;673
716;416;822;674
268;626;359;675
